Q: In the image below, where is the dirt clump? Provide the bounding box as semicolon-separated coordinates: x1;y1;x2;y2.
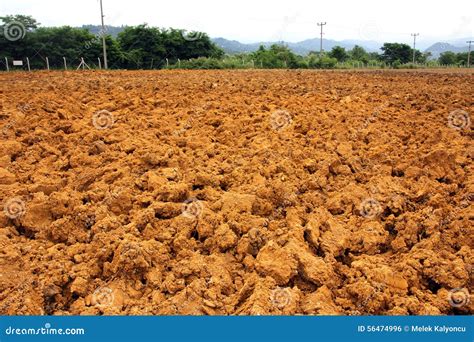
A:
0;69;472;315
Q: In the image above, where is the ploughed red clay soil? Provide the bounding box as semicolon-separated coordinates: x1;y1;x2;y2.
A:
0;69;472;315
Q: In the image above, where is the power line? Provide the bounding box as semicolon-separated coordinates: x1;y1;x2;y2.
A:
411;33;419;64
100;0;108;69
317;22;327;55
467;40;473;68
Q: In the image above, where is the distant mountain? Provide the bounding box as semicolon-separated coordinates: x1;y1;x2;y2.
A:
211;38;262;54
424;42;469;58
81;25;126;37
79;26;470;58
212;37;382;55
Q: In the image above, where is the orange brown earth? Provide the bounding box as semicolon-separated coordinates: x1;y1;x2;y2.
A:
0;69;472;315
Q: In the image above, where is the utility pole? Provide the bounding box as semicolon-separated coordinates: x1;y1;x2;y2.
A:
317;22;327;56
411;33;419;64
100;0;108;69
467;40;473;68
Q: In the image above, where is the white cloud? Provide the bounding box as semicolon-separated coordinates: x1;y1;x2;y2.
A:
1;0;472;45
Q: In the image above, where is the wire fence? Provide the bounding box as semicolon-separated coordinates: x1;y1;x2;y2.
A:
0;56;183;71
1;56;472;71
1;56;104;71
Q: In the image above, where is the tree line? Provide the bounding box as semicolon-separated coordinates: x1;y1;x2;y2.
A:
170;43;470;70
0;15;223;69
0;15;470;70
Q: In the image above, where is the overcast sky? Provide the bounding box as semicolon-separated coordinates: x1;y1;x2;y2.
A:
1;0;472;46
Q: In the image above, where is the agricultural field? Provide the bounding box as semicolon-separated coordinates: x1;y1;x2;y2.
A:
0;69;472;315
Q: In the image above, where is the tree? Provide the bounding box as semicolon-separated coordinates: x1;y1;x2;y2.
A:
368;52;381;61
412;50;428;63
117;25;165;68
0;14;40;31
438;51;457;65
0;15;41;62
380;43;412;64
328;46;348;62
349;45;369;63
24;27;120;69
117;25;223;69
455;52;468;66
423;51;432;62
251;44;301;68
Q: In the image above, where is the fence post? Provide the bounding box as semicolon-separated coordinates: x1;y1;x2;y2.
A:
26;57;31;71
63;57;67;70
5;57;9;72
98;57;102;69
178;59;181;68
166;58;169;68
46;57;50;71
